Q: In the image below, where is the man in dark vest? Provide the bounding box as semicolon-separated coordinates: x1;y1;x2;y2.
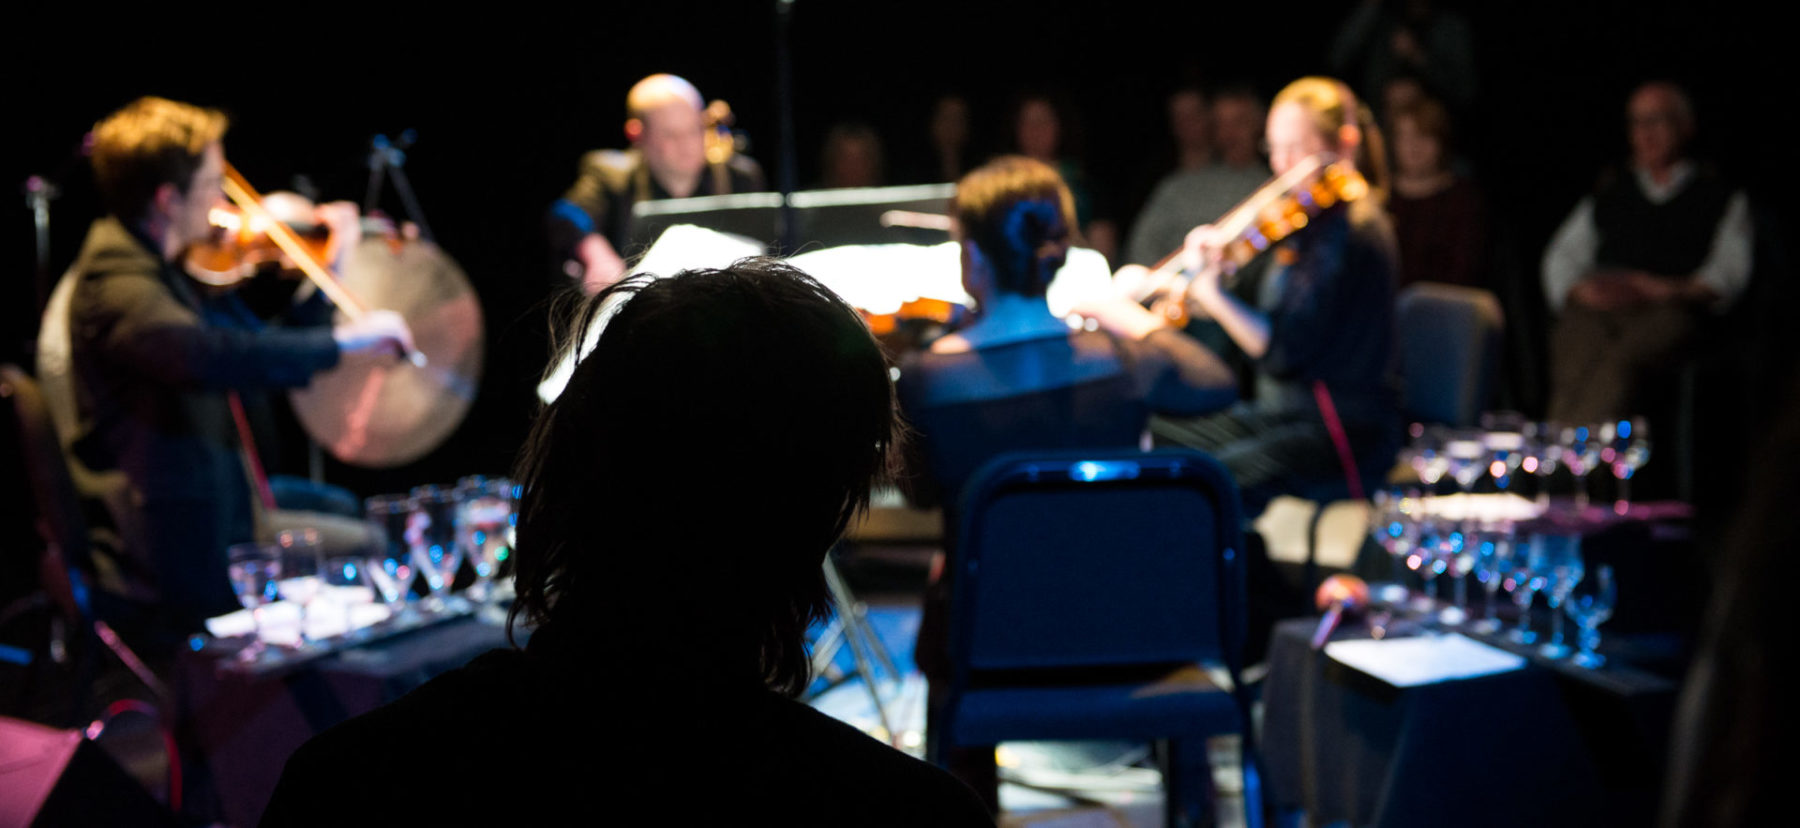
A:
1541;80;1753;425
546;74;766;295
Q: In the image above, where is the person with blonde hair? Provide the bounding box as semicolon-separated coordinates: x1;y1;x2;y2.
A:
1149;76;1402;518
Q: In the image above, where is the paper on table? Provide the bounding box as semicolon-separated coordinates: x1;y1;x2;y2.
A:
1324;633;1527;688
205;587;390;644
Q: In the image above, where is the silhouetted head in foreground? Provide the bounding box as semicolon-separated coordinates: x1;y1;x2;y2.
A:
511;257;899;696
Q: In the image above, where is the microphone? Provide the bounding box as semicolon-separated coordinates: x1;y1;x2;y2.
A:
1311;574;1371;649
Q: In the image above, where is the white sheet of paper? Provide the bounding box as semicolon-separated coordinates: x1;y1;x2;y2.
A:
537;226;1125;404
1324;633;1527;688
205;588;390;644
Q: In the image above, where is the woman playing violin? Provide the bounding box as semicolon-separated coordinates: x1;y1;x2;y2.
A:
1148;76;1402;518
897;154;1236;813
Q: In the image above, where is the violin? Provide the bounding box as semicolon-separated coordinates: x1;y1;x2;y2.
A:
185;190;413;290
861;296;967;337
1129;153;1368;326
185;192;339;288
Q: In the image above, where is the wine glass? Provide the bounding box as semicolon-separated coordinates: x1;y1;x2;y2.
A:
410;484;465;613
1522;422;1563;511
274;529;323;647
364;493;419;619
321;553;374;641
1409;508;1453;619
226;542;283;663
1504;539;1544;645
1605;418;1652;516
1409;426;1451;493
1469;519;1513;634
1481;429;1526;494
1560;425;1602;514
1565;564;1617;668
454;476;516;606
1367;488;1419;602
1530;533;1585;658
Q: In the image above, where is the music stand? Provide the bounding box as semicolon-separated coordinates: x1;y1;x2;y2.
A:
787;183;956;251
808;549;905;746
627;192;785;260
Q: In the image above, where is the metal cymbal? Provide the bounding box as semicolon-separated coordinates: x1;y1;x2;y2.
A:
290;237;484;468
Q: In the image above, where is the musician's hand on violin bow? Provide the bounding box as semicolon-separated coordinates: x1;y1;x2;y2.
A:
333;309;416;364
1180;223;1230;314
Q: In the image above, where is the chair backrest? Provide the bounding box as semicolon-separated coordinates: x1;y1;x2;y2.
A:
1395;282;1504;427
2;364;90;622
949;448;1248;685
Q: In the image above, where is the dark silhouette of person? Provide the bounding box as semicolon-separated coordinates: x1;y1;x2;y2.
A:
262;258;993;826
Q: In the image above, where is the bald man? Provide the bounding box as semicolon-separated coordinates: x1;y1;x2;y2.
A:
548;74;766;294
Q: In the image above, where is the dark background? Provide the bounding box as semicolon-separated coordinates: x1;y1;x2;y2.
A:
5;1;1792;503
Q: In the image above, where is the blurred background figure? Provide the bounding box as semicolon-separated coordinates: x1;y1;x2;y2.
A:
1011;91;1118;265
1125;84;1270;267
1385;94;1488;288
816;122;887;189
1328;0;1477;119
1540;80;1753;428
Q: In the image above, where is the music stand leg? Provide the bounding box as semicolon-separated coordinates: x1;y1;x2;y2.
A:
818;554;898;743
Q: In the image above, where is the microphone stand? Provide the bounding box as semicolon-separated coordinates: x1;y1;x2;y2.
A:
364;130;435;243
24;175;59;326
773;0;798;255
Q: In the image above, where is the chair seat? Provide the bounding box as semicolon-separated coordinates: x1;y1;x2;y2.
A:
949;664;1242;746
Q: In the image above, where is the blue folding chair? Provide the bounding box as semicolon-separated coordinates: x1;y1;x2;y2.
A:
929;448;1263;828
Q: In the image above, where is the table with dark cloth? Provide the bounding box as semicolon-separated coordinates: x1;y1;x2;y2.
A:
1261;616;1679;828
174;613;517;827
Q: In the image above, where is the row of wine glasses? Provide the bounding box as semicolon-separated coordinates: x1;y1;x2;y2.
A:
1367;491;1617;667
227;528;370;660
364;475;519;618
1401;415;1653;515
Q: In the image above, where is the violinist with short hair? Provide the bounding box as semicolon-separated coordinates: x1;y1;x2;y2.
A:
55;96;412;645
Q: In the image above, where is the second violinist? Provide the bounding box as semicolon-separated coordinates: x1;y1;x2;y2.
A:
1147;76;1402;520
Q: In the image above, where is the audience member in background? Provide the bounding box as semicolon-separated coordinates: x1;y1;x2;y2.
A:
1125;84;1271;267
817;122;886;189
917;93;976;185
1328;0;1477;117
1386;95;1487;288
263;259;993;826
898;156;1237;811
1149;77;1401;520
1540;80;1753;426
547;73;766;295
1011;92;1118;264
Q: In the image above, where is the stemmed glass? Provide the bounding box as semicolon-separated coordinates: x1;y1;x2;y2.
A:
1409;509;1453;619
1522;422;1563;511
364;493;419;620
1481;429;1526;494
454;476;516;606
1530;533;1585;658
410;484;465;613
227;542;283;663
274;529;323;647
321;553;373;641
1504;540;1545;644
1561;425;1603;513
1604;418;1652;515
1368;488;1420;604
1565;564;1617;668
1469;519;1513;634
1408;426;1451;493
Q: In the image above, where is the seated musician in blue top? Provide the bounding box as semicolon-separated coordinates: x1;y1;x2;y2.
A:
896;155;1237;812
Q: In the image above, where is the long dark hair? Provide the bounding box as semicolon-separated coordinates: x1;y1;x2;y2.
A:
510;257;900;696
